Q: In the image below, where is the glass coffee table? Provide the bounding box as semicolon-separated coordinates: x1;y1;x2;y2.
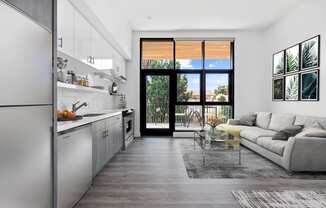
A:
193;128;241;166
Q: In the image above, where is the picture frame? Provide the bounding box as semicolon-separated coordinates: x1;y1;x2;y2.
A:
285;44;299;73
272;77;284;101
301;70;319;101
285;74;299;101
301;35;320;70
273;51;285;76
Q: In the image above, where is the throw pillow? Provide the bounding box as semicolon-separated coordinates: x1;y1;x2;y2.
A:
239;113;256;126
255;112;272;129
268;113;296;132
272;125;304;140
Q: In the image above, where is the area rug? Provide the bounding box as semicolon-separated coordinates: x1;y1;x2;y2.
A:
232;190;326;208
177;139;326;179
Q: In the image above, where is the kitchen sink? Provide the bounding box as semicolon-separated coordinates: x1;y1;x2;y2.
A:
82;113;105;117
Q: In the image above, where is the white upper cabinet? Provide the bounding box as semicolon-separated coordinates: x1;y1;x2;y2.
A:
57;0;75;57
74;11;92;65
92;29;114;72
57;1;127;79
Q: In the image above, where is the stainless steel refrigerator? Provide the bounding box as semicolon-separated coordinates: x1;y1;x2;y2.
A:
0;1;53;207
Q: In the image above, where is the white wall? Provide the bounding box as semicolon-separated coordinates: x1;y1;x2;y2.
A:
125;30;270;136
263;0;326;117
57;52;121;114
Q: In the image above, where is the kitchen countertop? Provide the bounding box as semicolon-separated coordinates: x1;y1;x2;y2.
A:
57;109;127;133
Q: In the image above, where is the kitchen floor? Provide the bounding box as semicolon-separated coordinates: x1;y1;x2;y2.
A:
76;138;326;208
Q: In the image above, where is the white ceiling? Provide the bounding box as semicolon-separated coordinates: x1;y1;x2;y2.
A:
86;0;304;31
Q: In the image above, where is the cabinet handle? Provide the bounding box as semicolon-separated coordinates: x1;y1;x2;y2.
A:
58;37;63;48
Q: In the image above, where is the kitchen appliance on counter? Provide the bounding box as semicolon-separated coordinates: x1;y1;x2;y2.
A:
0;2;53;207
122;109;135;150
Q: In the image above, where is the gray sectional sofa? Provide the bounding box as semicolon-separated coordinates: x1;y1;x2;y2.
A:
219;112;326;172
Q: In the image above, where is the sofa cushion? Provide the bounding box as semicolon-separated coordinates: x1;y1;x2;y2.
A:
268;113;295;131
256;112;272;129
257;137;287;156
296;124;326;138
218;124;252;132
294;115;326;129
240;127;277;143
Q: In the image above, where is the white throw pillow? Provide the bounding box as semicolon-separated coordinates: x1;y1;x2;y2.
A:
268;113;295;132
256;112;272;129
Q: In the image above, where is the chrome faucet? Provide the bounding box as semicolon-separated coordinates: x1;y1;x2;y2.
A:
72;101;88;112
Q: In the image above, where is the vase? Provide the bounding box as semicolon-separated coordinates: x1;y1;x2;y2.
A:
209;126;216;137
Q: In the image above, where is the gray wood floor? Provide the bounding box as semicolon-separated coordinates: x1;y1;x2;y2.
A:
76;138;326;208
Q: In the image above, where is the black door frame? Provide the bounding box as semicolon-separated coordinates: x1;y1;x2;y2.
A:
140;70;175;136
140;38;235;136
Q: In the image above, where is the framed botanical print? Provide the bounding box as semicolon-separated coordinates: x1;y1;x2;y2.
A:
273;51;285;76
301;70;319;101
286;45;299;73
301;36;320;70
285;74;299;101
273;77;284;101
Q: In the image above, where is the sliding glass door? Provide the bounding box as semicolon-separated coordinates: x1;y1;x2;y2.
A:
140;38;234;136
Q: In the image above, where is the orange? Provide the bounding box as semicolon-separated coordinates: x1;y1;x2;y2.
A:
57;111;64;119
67;111;76;119
62;111;68;118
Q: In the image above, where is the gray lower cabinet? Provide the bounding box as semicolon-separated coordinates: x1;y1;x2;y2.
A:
92;119;107;176
109;115;123;155
92;114;123;177
3;0;52;30
57;125;92;208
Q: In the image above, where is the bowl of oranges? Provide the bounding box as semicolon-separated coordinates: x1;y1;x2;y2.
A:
57;110;82;121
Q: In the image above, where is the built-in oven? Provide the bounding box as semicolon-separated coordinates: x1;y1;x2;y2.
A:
122;109;134;150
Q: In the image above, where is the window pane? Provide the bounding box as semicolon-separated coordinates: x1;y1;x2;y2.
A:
177;74;200;102
205;41;232;69
175;105;203;130
206;74;229;102
175;41;202;69
146;75;169;129
141;41;174;69
205;106;232;124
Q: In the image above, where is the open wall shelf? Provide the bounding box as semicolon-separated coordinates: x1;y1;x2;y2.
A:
57;82;109;94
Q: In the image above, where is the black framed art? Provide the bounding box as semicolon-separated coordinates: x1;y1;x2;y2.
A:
301;70;319;101
273;77;284;101
301;35;320;70
285;74;299;101
272;35;320;102
286;44;299;73
273;51;285;76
